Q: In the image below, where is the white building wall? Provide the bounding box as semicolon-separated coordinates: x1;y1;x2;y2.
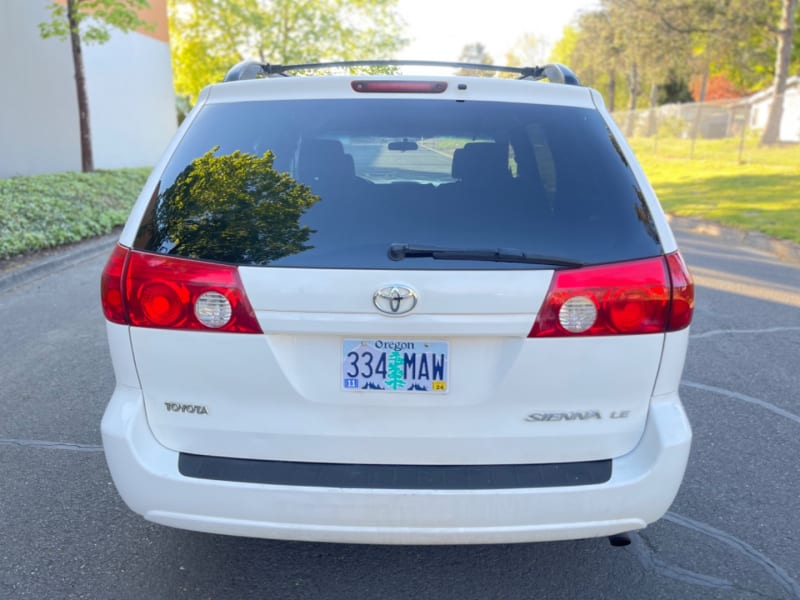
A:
0;0;177;178
84;31;177;170
746;78;800;143
0;1;81;177
779;88;800;143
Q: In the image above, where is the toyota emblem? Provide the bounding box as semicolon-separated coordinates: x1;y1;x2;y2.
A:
373;285;418;315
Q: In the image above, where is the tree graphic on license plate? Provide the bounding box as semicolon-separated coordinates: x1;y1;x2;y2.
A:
384;350;406;390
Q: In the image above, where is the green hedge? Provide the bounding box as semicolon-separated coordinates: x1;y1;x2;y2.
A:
0;168;150;259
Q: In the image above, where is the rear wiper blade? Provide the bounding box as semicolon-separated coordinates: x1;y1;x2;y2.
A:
388;243;584;268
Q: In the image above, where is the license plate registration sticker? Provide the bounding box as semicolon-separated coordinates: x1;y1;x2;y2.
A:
342;339;448;393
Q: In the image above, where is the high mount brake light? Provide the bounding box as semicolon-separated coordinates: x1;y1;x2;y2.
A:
100;245;262;334
529;253;694;338
351;80;448;93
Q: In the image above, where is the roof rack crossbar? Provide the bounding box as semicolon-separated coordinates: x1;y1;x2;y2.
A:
223;60;580;86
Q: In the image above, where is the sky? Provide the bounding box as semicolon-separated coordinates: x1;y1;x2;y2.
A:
396;0;599;64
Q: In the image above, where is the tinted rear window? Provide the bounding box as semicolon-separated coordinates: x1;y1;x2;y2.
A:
134;99;662;269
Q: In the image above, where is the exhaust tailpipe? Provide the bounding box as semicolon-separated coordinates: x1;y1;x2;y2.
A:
608;533;632;547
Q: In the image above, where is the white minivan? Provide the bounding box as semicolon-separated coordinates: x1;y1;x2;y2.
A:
100;60;694;545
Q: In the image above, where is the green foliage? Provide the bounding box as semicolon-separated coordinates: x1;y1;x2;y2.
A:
149;149;319;264
548;25;578;65
658;73;693;104
0;169;149;259
168;0;408;102
505;33;548;67
39;0;152;44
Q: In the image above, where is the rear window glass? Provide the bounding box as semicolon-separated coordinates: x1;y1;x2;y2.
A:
134;99;662;269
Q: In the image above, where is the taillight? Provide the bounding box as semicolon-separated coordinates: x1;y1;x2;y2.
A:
99;244;262;334
665;251;694;331
100;244;129;324
529;254;693;337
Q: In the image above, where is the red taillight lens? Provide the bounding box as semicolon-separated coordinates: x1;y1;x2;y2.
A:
99;244;262;334
351;80;448;93
138;281;186;327
100;244;129;324
665;251;694;331
529;257;672;337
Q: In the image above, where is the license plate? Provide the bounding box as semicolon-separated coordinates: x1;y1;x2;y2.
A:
342;339;448;393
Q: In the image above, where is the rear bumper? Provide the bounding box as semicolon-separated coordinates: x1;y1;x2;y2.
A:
101;388;691;544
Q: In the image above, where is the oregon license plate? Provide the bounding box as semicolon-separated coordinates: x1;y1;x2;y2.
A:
342;339;448;393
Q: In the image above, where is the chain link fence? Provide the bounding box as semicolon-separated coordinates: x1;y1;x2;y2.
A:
611;92;799;162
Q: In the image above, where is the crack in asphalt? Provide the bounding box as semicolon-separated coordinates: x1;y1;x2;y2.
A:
0;438;104;452
690;326;800;340
627;531;735;590
676;378;800;597
682;380;800;426
664;512;800;599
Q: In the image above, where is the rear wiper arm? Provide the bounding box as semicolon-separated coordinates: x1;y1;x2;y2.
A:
388;243;584;268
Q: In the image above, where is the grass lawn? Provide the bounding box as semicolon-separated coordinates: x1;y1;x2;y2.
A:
630;137;800;244
0;168;150;259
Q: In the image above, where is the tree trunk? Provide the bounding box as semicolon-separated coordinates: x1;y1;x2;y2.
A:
608;71;616;113
624;62;639;137
690;66;709;159
68;0;93;172
646;82;659;137
760;0;797;145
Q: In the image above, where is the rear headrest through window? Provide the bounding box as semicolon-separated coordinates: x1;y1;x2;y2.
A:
451;142;509;182
297;139;355;184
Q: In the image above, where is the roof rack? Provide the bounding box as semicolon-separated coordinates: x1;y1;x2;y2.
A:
223;60;581;86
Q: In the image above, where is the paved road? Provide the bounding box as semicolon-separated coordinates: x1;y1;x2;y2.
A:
1;226;799;599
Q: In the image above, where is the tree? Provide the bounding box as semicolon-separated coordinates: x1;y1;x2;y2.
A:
505;33;549;68
552;0;800;150
151;149;319;264
558;11;626;112
606;0;798;144
457;42;494;76
549;25;579;65
169;0;408;103
658;72;693;104
40;0;152;173
689;74;745;101
761;0;798;144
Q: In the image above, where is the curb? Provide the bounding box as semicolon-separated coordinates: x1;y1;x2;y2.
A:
0;232;119;292
666;215;800;265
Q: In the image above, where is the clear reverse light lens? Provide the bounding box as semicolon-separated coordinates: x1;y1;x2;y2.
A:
194;291;232;329
558;295;597;333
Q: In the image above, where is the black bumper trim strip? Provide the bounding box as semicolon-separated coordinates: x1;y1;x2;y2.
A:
178;453;611;490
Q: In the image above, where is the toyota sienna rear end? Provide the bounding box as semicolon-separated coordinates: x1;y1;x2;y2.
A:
100;61;694;544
